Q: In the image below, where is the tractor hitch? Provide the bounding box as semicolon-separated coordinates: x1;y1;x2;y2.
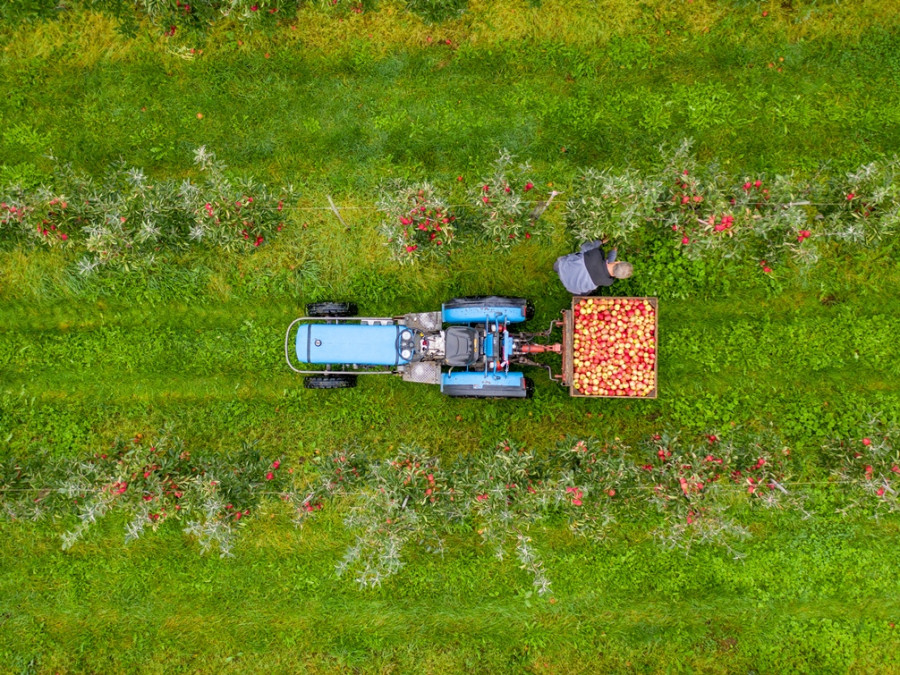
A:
517;343;562;354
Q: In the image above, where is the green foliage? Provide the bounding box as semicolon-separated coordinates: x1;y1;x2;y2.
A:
825;422;900;517
1;429;287;555
562;143;900;272
1;427;897;602
566;167;662;246
467;150;546;249
824;159;900;246
1;122;50;154
376;181;456;262
404;0;466;23
627;233;720;300
7;141;891;279
0;147;295;271
0;162;47;190
0;150;864;290
1;0;465;33
0;0;60;26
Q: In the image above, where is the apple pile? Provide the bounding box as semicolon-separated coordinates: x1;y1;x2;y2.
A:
572;297;656;397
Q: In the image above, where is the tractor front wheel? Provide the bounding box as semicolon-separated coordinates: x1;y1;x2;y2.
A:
304;374;358;389
306;301;358;318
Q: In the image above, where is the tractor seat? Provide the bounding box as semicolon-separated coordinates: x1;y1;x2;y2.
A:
444;326;478;366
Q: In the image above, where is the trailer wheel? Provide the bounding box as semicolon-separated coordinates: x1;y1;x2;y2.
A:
304;374;358;389
306;301;358;318
524;377;535;399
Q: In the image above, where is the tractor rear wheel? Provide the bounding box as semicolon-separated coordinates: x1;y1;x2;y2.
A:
306;301;358;318
443;296;534;323
442;376;533;399
304;374;358;389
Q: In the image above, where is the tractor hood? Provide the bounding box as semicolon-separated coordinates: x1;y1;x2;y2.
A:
295;323;414;367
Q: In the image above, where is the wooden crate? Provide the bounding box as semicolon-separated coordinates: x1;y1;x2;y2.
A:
562;296;658;399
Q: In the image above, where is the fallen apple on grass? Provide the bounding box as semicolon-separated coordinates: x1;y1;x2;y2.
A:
572;297;656;397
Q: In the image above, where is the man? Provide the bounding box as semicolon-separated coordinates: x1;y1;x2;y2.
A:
553;240;633;295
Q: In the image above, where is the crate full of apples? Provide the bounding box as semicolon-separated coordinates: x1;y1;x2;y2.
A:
568;296;658;398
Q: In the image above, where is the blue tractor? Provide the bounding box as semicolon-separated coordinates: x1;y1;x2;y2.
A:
285;297;561;398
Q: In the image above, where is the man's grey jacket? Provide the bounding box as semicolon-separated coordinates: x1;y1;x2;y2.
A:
553;240;615;294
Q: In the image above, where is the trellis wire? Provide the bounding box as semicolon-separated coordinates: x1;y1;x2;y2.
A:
276;197;853;213
0;478;875;494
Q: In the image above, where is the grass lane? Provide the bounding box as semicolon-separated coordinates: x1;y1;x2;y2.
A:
2;6;899;183
2;289;899;455
1;512;898;672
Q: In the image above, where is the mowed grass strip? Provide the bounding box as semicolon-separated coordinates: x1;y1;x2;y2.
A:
3;299;898;377
0;511;898;672
1;285;899;456
1;3;899;184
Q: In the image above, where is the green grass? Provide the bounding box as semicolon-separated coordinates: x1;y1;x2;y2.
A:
2;511;900;672
2;1;900;186
3;2;900;672
2;249;899;671
2;284;900;456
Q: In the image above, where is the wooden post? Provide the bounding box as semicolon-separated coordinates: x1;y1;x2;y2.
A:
327;195;349;230
529;190;560;223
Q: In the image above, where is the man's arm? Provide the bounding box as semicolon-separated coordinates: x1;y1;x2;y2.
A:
579;238;608;253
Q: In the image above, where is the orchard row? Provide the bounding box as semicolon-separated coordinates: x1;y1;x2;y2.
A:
1;142;897;273
2;425;897;592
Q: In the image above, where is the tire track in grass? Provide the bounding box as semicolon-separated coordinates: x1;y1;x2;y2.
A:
1;291;899;452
